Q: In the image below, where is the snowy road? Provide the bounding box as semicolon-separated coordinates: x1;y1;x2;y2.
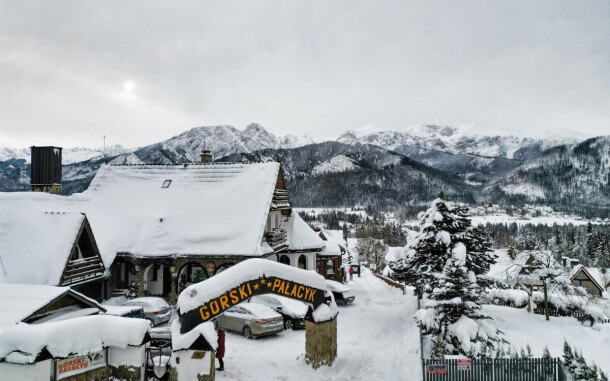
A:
217;269;422;381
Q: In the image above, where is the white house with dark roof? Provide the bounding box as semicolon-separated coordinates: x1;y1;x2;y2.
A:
4;156;326;302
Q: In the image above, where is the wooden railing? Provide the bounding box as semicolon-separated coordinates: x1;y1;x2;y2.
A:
265;228;288;250
62;257;104;285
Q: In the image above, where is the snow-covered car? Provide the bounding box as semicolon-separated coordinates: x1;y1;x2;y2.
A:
217;303;283;339
325;280;355;305
101;304;145;319
122;297;172;326
248;294;308;330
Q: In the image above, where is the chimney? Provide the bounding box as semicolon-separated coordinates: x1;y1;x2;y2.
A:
199;149;213;164
30;146;62;194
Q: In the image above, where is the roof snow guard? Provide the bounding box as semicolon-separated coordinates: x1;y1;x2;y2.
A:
177;259;338;334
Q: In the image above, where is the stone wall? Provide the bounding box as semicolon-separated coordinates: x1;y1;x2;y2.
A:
305;319;337;369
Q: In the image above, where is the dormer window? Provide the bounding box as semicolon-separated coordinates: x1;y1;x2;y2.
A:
162;180;172;188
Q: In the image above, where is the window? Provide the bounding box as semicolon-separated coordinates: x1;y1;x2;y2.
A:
298;255;307;270
326;259;334;275
161;179;172;188
279;255;290;265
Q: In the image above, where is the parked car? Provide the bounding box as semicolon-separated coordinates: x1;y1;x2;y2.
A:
248;294;308;330
325;279;355;305
122;297;172;326
217;303;283;339
101;304;145;319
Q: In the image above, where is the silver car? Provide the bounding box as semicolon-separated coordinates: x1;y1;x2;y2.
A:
122;297;172;326
217;303;283;339
248;294;307;330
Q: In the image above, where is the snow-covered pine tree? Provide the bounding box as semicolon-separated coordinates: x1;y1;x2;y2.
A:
415;243;506;357
563;340;576;374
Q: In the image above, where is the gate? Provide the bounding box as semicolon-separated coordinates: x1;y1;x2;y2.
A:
423;358;566;381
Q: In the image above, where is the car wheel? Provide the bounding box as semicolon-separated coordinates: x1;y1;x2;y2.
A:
285;319;294;330
243;326;253;339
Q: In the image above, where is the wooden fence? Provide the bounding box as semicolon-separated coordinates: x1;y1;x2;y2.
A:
423;358;568;381
371;272;407;294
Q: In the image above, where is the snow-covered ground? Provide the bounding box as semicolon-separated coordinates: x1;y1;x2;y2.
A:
485;305;610;374
217;269;421;381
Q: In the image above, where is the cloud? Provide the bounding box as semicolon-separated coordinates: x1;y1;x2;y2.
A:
1;0;608;148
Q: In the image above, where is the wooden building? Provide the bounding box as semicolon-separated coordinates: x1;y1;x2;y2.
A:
0;197;106;300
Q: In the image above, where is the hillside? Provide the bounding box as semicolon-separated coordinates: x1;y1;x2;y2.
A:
485;136;610;214
220;141;477;209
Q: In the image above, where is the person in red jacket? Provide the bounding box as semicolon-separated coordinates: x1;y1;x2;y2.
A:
349;265;355;281
216;325;225;371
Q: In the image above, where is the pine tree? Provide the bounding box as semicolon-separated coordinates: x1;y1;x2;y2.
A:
431;335;448;359
563;340;575;374
542;345;551;359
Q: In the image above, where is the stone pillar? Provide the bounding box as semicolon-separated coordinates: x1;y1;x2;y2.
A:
170;273;178;304
135;265;145;297
305;319;337;369
170;350;215;381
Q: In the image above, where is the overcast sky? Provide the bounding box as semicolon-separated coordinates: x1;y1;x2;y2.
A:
1;1;608;148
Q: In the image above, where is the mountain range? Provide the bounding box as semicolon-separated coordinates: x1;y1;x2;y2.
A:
1;123;608;216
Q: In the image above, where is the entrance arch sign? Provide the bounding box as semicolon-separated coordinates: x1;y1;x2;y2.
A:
179;275;326;332
177;259;334;334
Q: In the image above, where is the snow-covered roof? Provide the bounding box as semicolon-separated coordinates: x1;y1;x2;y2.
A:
319;241;343;256
284;213;325;252
0;162;282;268
321;230;347;246
385;246;407;262
0;197;84;285
170;319;217;352
0;315;150;364
0;284;104;333
0;284;69;333
570;265;608;290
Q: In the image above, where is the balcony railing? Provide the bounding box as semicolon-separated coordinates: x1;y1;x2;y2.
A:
265;228;288;251
62;256;105;285
272;189;291;210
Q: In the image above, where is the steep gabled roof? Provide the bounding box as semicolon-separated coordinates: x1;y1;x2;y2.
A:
570;265;607;292
0;197;85;286
284;213;325;252
78;163;280;259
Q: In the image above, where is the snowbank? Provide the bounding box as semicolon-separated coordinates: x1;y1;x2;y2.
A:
170;320;217;352
0;315;150;364
485;305;610;374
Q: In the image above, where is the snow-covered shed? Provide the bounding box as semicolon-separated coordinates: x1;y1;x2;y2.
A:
0;194;106;300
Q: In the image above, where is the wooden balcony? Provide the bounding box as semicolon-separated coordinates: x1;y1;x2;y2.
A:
61;256;105;285
272;189;291;210
265;228;288;251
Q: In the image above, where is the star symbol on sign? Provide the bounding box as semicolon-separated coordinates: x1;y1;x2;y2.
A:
253;283;259;290
266;281;273;288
